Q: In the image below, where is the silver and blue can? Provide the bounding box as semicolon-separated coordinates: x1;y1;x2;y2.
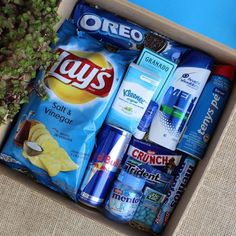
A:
78;124;132;208
152;156;197;234
177;65;235;159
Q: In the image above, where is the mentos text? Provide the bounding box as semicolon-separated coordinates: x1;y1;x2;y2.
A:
112;190;140;204
123;89;145;104
198;93;220;136
128;146;180;166
79;14;144;43
50;49;114;97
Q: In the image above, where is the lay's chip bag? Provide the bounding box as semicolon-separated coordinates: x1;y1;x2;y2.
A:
0;21;138;201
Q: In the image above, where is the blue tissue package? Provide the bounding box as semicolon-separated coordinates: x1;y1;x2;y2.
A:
0;21;138;201
106;63;162;134
72;1;149;50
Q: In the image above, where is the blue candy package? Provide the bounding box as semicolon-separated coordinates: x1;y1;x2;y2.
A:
124;138;182;175
152;156;197;234
71;1;149;50
131;187;166;232
143;32;190;64
0;21;138;201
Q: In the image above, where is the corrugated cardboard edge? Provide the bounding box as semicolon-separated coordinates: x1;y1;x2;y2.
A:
171;102;236;236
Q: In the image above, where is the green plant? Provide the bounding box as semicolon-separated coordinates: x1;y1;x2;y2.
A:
0;0;60;124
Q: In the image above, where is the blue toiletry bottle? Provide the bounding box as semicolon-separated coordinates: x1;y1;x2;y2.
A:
177;65;235;159
149;50;214;151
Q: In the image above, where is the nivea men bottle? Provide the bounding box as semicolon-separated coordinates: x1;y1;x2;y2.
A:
149;50;214;151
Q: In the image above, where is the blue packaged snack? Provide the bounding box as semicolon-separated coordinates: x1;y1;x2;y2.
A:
177;65;235;159
131;187;166;232
124;138;182;175
72;1;148;50
143;32;190;64
106;63;162;134
152;156;197;234
0;21;138;201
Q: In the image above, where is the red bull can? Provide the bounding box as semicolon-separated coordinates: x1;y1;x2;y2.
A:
78;124;132;207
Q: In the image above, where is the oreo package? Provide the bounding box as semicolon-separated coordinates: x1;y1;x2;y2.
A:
72;1;149;50
144;32;190;64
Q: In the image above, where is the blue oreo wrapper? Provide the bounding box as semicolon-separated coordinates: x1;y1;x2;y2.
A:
72;1;149;50
143;32;190;64
152;156;197;234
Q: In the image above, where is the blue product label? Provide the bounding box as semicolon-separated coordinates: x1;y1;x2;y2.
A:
132;187;166;230
0;21;137;201
72;2;148;50
137;48;177;101
152;156;197;233
177;75;232;159
105;181;142;221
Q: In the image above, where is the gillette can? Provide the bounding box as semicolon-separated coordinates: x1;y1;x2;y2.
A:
78;124;132;208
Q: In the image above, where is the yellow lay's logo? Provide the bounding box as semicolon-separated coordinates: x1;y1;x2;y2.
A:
46;49;114;104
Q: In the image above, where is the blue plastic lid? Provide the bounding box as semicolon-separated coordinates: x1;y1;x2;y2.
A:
179;50;214;70
118;170;146;191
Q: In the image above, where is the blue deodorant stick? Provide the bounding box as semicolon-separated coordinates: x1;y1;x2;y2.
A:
177;65;235;159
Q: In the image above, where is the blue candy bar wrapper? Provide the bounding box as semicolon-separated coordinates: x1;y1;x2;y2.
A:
72;1;149;50
152;156;197;234
0;21;138;201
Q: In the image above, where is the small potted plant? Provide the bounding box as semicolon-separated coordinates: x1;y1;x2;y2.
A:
0;0;60;145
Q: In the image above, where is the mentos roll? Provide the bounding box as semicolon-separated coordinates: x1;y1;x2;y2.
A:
149;50;214;151
79;125;132;207
177;65;235;159
72;1;148;50
152;156;197;234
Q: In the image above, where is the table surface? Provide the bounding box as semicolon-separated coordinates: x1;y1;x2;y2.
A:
129;0;236;50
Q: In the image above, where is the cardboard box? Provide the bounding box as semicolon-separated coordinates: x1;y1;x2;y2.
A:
0;0;236;235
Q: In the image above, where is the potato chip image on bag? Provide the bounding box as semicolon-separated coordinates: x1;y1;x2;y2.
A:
22;121;78;177
0;20;138;201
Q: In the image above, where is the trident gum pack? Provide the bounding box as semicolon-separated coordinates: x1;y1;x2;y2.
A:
123;138;183;193
0;21;138;200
